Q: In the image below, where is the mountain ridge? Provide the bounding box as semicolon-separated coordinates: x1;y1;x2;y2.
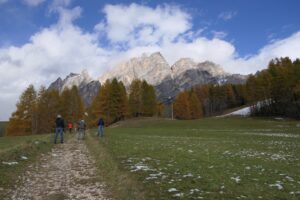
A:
48;52;247;104
48;70;100;106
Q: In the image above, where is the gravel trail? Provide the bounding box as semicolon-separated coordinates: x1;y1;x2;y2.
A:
6;137;109;200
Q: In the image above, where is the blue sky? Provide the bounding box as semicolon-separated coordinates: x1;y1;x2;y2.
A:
0;0;300;120
1;0;300;56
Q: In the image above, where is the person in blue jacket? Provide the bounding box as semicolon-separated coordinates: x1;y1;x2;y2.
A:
97;117;105;137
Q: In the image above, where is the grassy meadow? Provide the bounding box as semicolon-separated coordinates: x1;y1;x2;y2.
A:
0;134;54;194
87;117;300;200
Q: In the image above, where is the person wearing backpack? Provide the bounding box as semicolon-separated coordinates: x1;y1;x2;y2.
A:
77;119;86;140
54;115;65;144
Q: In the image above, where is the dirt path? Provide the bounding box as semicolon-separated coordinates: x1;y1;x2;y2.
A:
6;136;109;200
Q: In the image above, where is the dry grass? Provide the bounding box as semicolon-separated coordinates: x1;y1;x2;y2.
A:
85;131;149;200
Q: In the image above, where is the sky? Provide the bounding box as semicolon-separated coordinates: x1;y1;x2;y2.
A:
0;0;300;120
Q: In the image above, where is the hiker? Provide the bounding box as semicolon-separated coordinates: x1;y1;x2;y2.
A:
68;122;73;133
97;117;105;137
54;115;65;144
77;119;86;140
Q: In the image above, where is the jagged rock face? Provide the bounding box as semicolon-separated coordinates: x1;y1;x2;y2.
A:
48;77;63;91
78;80;100;105
171;58;226;77
99;52;170;86
48;70;100;106
49;52;247;104
98;52;246;100
156;69;247;101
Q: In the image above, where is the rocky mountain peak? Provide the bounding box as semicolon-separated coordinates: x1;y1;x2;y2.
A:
196;61;226;77
171;58;197;75
149;52;164;60
48;69;100;106
61;69;93;91
49;52;247;106
99;52;170;86
65;73;78;79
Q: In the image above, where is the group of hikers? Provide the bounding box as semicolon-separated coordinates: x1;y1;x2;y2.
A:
54;115;105;144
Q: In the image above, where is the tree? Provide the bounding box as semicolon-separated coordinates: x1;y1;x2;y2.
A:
174;91;190;119
70;86;84;122
109;78;127;122
6;85;37;136
37;87;60;134
245;57;300;118
59;88;72;122
225;84;237;108
89;80;111;126
141;80;156;116
59;86;84;124
119;81;129;119
89;79;129;126
188;90;203;119
129;79;142;117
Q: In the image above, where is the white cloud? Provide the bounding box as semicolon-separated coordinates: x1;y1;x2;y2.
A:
23;0;46;7
1;3;300;120
227;31;300;74
98;3;191;46
218;11;237;21
0;7;110;120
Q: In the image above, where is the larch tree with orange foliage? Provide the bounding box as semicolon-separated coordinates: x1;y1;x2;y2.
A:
6;85;37;136
174;91;190;120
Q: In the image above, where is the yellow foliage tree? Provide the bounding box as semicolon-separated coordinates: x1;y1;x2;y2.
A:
6;85;37;136
174;91;190;120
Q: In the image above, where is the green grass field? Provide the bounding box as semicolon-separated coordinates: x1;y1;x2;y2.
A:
87;117;300;200
0;134;54;193
0;121;8;137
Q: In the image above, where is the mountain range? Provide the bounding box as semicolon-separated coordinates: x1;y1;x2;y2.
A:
48;52;247;105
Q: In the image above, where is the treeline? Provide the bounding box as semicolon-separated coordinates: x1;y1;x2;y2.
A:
246;57;300;118
6;85;84;136
6;78;157;136
174;57;300;120
173;84;246;119
87;78;157;126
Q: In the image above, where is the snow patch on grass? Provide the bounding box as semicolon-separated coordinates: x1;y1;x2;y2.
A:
2;161;18;165
231;176;241;183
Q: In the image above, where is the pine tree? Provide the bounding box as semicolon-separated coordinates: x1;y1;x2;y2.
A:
174;91;190;119
141;80;157;116
225;84;236;108
189;90;203;119
90;80;111;126
60;88;72;123
119;81;129;119
109;78;124;122
129;79;142;117
70;86;84;122
37;87;60;133
6;85;37;136
36;86;49;134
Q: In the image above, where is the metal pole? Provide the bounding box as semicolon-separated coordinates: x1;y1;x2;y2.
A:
171;102;174;120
